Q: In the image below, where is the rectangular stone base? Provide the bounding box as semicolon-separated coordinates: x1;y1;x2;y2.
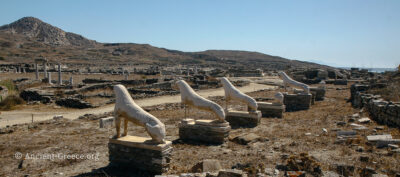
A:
283;93;312;112
108;136;172;175
225;110;261;128
257;102;285;118
179;119;230;144
310;87;326;101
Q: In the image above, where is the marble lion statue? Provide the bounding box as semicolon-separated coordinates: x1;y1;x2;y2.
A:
278;71;310;94
176;80;226;122
113;84;166;144
220;77;258;111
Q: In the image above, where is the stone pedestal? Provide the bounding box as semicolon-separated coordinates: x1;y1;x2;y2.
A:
225;110;261;128
294;89;315;105
108;136;172;175
310;87;326;101
283;93;312;112
257;102;285;118
179;119;230;144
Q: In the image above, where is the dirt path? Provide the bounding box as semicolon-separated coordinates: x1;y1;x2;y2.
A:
0;83;276;128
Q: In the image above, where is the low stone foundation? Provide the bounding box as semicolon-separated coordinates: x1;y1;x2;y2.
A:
108;136;172;175
310;87;326;101
352;92;400;128
283;93;312;112
179;119;231;144
225;110;261;128
257;102;285;118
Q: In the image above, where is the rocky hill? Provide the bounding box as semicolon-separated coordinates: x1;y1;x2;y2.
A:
0;17;329;69
0;17;96;47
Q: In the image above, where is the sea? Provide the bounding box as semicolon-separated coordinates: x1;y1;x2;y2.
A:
339;67;397;73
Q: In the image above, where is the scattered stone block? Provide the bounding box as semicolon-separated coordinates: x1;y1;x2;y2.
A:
358;117;371;124
388;144;399;149
322;171;340;177
367;134;392;142
99;117;115;128
376;139;400;148
257;102;285;118
286;171;306;177
337;131;356;136
108;135;172;175
350;123;367;130
179;119;231;144
191;159;222;173
352;113;360;118
53;115;63;120
217;169;245;177
336;121;346;126
225;111;261;128
283;93;312;112
232;133;261;145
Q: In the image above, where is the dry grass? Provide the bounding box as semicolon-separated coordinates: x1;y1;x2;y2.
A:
0;95;25;110
368;73;400;102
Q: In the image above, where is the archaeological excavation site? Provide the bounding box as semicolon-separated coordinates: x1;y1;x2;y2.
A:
0;4;399;177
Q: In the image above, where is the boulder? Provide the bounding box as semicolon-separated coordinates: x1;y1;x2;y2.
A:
232;133;262;145
191;159;222;173
217;169;246;177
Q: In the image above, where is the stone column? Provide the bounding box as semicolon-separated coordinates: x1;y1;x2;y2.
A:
48;72;51;84
43;62;47;79
69;76;73;85
35;63;39;80
23;67;26;73
58;63;62;85
124;74;128;80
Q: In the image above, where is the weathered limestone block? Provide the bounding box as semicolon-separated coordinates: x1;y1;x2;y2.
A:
225;110;261;128
108;135;172;175
350;84;369;105
309;87;326;101
99;117;115;128
283;93;312;112
179;119;231;144
257;102;285;118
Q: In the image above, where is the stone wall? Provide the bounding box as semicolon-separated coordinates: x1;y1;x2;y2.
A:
351;84;400;128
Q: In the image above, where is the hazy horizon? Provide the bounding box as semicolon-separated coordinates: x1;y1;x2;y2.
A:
1;0;399;68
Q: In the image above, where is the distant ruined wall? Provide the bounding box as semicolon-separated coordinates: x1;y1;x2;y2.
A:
351;84;400;128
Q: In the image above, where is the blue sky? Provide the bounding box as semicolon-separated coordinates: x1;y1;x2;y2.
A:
0;0;399;68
